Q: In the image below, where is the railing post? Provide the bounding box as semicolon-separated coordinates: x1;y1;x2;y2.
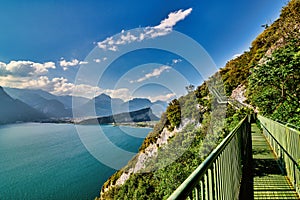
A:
195;184;200;200
213;163;218;200
204;173;209;199
208;167;214;200
239;115;253;200
200;180;204;200
293;164;297;190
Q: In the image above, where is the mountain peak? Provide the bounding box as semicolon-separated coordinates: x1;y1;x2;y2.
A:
95;93;111;99
129;98;151;103
0;86;10;97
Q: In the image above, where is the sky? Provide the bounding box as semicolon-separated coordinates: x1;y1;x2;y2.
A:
0;0;287;101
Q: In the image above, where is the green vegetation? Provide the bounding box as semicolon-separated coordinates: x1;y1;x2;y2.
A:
166;99;181;131
248;43;300;126
100;87;247;199
220;0;300;125
220;0;300;96
220;52;253;95
139;112;168;152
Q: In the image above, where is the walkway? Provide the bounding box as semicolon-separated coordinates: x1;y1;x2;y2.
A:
252;123;299;200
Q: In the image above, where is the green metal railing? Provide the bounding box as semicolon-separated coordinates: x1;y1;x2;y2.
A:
168;116;251;200
258;115;300;196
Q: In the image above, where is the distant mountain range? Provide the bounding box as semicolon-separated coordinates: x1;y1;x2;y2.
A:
77;93;167;117
79;108;159;125
0;87;46;124
4;87;89;118
1;87;167;124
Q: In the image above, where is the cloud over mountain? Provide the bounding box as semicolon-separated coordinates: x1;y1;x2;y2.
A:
0;61;55;77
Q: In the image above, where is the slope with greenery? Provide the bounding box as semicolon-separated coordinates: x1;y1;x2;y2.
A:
220;0;300;96
248;42;300;126
101;91;245;199
221;0;299;125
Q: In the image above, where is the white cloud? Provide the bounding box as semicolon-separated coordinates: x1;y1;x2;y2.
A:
0;61;55;77
60;59;79;67
60;59;88;71
147;8;192;39
118;32;138;44
130;65;171;83
93;58;101;63
93;57;108;63
0;72;133;100
0;62;9;76
172;59;182;64
104;88;132;101
0;57;132;99
23;76;99;98
108;46;118;52
0;75;51;92
72;84;102;98
3;76;73;96
0;75;28;88
232;53;242;59
97;8;193;51
79;61;88;65
148;93;176;102
154;8;193;30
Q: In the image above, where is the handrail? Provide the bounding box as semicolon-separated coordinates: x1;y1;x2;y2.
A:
260;122;299;167
258;115;300;196
274;119;300;131
168;115;251;200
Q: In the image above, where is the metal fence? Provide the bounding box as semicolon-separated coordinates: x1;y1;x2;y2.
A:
168;116;251;200
258;115;300;196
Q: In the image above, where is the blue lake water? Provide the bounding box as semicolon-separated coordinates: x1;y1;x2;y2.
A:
0;123;151;200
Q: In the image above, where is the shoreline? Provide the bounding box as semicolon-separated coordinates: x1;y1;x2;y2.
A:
0;120;158;129
111;121;157;129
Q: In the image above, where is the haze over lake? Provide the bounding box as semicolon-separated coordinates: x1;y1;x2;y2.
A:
0;123;151;199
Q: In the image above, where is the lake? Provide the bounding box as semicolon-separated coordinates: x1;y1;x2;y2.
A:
0;123;151;199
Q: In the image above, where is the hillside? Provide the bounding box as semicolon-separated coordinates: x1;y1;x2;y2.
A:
98;0;300;199
220;0;300;126
4;87;90;109
0;87;46;124
4;87;85;118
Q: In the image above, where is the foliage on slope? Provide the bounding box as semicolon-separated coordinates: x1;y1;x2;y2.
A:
220;0;300;125
99;79;249;199
220;0;300;96
246;0;300;126
248;42;300;126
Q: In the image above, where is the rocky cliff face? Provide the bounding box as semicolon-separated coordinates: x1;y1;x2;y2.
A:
100;118;196;197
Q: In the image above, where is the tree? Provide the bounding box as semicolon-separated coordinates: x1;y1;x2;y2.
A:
166;99;181;130
185;84;195;93
248;42;300;126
